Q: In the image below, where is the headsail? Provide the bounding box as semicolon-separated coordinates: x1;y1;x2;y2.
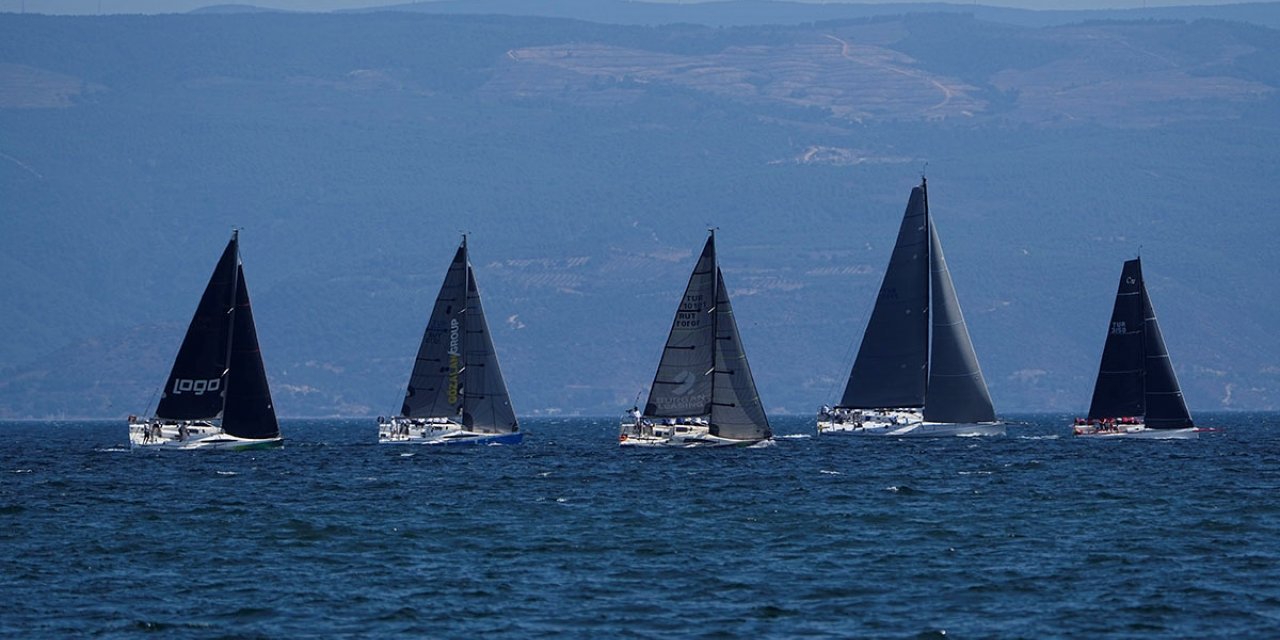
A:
922;214;996;424
1087;258;1146;420
709;269;771;440
401;243;468;420
460;264;519;434
1140;268;1194;429
221;263;279;440
155;235;238;421
839;185;930;409
643;234;716;418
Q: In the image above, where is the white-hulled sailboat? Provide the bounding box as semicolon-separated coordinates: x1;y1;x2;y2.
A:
378;236;522;445
620;231;773;448
1073;257;1197;439
817;178;1003;437
128;230;282;450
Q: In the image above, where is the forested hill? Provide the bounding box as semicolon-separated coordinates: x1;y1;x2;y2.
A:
1;10;1278;418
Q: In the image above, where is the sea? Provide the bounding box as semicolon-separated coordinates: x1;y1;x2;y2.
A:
2;413;1278;638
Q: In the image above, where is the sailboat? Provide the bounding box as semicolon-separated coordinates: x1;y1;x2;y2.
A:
620;231;773;448
378;236;522;445
817;178;1003;437
128;230;282;450
1073;258;1197;439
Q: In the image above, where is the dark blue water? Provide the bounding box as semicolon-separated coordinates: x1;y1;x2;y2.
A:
2;414;1278;638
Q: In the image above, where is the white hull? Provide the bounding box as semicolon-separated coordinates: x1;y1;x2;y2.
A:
818;420;1005;437
1073;424;1198;440
618;419;767;448
817;407;1003;437
378;417;522;445
128;420;282;451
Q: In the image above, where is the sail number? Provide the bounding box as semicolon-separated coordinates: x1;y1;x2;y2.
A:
1110;321;1127;335
172;378;222;395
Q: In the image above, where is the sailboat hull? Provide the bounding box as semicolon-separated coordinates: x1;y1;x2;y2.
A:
379;419;522;445
128;421;282;451
1072;425;1198;439
818;419;1005;437
618;420;768;448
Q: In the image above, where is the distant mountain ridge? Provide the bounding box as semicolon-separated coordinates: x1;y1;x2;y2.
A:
347;0;1280;28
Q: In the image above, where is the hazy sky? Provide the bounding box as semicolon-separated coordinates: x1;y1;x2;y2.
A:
0;0;1264;16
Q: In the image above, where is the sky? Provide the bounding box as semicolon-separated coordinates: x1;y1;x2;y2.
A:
0;0;1264;16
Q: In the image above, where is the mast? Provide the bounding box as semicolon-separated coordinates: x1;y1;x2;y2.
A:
220;228;240;420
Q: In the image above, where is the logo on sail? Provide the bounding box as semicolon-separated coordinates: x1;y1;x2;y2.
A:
172;377;221;395
447;318;461;404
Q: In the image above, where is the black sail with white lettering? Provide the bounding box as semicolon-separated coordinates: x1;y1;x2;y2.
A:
1140;272;1194;429
838;186;929;409
460;264;519;434
221;264;280;439
923;216;996;424
1087;259;1146;420
709;269;772;440
155;236;238;421
401;243;468;419
644;235;716;418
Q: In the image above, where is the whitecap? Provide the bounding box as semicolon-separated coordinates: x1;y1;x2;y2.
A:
958;471;993;476
10;469;32;474
95;447;129;453
819;470;842;475
777;434;811;440
399;453;415;457
215;471;238;476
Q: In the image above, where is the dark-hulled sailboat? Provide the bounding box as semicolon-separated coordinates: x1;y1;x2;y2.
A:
378;236;522;445
817;178;1002;437
128;230;282;450
1073;257;1197;439
620;231;772;447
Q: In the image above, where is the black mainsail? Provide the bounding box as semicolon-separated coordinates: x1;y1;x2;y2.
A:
643;235;716;418
642;232;771;441
1088;258;1193;429
839;186;930;410
154;230;279;440
399;237;518;434
836;178;995;423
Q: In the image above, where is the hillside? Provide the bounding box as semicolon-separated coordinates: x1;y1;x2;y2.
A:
0;11;1278;417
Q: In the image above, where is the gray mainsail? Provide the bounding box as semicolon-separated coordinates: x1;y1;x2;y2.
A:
1087;259;1146;420
922;216;996;424
643;235;716;418
460;264;519;434
838;185;930;409
1139;269;1194;429
709;269;772;441
401;243;468;420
